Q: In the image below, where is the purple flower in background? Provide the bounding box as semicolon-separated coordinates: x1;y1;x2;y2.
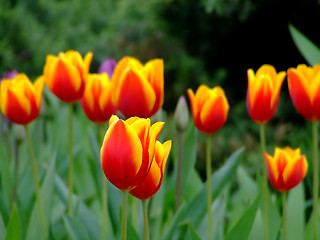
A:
98;59;117;78
2;69;18;81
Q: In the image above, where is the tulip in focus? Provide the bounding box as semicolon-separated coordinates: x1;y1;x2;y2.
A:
81;73;116;124
246;65;286;124
0;74;44;125
264;147;308;192
43;50;93;103
287;64;320;121
187;85;229;134
100;115;165;191
130;140;171;200
99;59;117;77
111;57;164;118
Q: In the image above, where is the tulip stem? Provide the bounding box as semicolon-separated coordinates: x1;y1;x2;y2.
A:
206;135;213;240
25;126;47;240
259;124;268;240
312;121;318;240
68;104;74;216
175;133;183;210
142;200;150;240
121;191;128;240
99;124;108;240
282;193;287;240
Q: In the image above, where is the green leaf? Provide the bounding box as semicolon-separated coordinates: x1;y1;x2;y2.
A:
127;219;141;240
26;151;56;240
0;212;5;240
180;124;198;196
0;190;9;225
161;147;245;240
289;24;320;66
225;194;261;240
186;222;201;240
287;183;304;240
5;204;22;240
0;139;13;209
55;174;101;240
63;215;90;240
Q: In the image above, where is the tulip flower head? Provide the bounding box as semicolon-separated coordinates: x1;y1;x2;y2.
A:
264;147;308;192
111;57;164;118
43;50;93;103
246;65;286;124
100;115;165;191
187;85;229;135
130;140;172;200
288;64;320;121
0;74;44;125
98;59;117;77
80;73;116;124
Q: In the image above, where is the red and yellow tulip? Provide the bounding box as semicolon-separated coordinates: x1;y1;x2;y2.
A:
43;50;93;103
100;115;165;191
264;147;308;192
129;140;171;200
80;73;116;124
111;57;164;118
288;64;320;121
0;74;44;125
187;85;229;134
246;65;286;124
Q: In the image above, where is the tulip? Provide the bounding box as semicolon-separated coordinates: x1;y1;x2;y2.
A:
99;59;117;77
80;73;116;124
246;65;286;124
264;147;308;192
1;69;18;81
0;74;44;125
100;115;165;191
187;85;229;135
43;50;93;103
111;57;164;118
174;96;189;133
129;140;171;200
287;64;320;121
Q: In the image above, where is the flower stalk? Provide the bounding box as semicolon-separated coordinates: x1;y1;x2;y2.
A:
25;126;47;240
312;121;318;240
206;135;213;240
259;124;268;240
142;200;150;240
68;104;74;216
282;193;287;240
121;191;128;240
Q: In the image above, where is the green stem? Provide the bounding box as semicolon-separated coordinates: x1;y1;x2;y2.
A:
142;200;150;240
206;135;213;240
121;191;128;240
282;193;287;240
99;124;108;240
131;197;138;230
25;126;47;240
68;104;74;216
175;134;183;210
259;124;268;240
313;121;318;240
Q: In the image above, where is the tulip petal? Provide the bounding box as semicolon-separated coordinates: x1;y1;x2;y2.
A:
283;156;307;191
288;69;314;120
115;68;156;117
101;119;143;191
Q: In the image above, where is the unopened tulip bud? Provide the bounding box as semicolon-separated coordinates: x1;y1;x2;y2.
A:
174;96;189;133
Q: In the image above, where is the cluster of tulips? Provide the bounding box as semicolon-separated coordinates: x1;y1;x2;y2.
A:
0;48;319;240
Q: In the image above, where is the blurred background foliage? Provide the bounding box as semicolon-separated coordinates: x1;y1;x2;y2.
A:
1;0;320;163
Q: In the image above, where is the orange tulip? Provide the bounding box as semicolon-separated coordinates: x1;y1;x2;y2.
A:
100;115;165;191
129;140;171;200
264;147;308;192
0;74;44;125
246;65;286;124
80;73;116;124
43;50;93;103
287;64;320;121
111;57;164;118
187;85;229;134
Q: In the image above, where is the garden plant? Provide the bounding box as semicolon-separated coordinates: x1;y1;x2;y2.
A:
1;4;320;239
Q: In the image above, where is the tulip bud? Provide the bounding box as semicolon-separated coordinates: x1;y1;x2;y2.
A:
174;96;189;133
